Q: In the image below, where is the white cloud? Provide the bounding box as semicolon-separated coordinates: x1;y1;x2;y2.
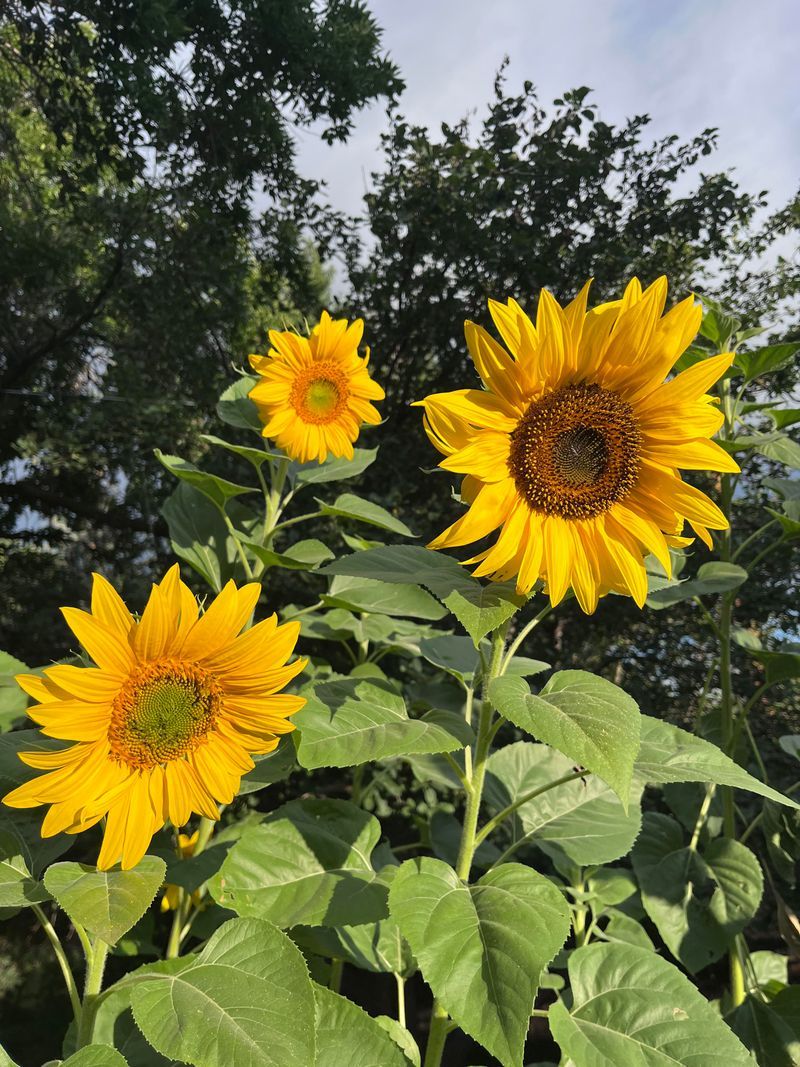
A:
294;0;799;218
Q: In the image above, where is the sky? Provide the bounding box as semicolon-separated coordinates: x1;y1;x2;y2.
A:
294;0;799;221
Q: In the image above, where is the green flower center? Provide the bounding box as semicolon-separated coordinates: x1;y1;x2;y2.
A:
109;660;221;768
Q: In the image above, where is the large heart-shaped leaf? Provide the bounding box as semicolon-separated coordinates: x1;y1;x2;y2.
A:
44;857;166;945
210;799;389;927
549;942;753;1066
293;678;473;769
61;1048;128;1066
631;812;763;973
323;576;446;619
130;918;315;1067
489;671;640;807
484;742;643;867
161;482;235;592
313;984;413;1066
635;716;799;807
216;375;262;433
389;857;570;1067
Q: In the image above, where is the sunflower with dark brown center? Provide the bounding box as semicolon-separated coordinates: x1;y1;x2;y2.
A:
415;277;739;612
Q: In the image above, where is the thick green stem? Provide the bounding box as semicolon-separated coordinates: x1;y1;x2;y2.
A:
425;624;509;1067
328;958;344;993
76;938;110;1048
395;973;407;1029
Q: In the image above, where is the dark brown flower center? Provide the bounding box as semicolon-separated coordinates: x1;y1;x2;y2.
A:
507;383;641;519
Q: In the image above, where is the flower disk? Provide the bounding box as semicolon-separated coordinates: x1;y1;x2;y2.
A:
249;310;384;463
416;277;740;613
3;566;307;869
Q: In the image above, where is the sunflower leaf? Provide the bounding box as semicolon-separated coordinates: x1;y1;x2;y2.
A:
489;670;641;808
634;715;799;807
160;482;237;593
292;447;378;485
631;813;763;973
294;677;473;769
549;942;753;1066
321;546;524;644
216;375;262;433
130;917;316;1067
0;832;50;909
322;576;446;619
210;798;390;928
388;857;570;1067
317;494;415;537
61;1047;128;1066
484;741;643;867
313;983;414;1067
43;856;167;945
155;450;257;511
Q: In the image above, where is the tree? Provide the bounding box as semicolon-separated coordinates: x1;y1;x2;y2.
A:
0;2;400;660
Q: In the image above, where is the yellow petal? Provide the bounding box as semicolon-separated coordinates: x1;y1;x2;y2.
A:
61;608;134;676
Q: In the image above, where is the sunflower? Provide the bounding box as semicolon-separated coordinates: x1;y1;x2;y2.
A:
249;310;384;463
3;566;306;870
416;278;738;613
161;830;200;912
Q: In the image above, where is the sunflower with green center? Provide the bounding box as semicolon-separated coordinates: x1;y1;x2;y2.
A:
416;277;738;613
249;310;384;463
3;566;306;869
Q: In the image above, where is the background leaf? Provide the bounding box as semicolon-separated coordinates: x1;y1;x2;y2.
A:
312;983;413;1066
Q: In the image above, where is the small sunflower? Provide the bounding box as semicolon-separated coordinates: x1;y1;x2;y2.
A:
249;310;384;463
416;278;738;613
3;566;306;870
161;830;200;912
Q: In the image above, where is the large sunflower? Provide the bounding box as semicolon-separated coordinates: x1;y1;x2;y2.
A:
249;310;384;463
416;278;738;613
3;566;306;869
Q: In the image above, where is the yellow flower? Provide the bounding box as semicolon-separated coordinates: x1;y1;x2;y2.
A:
161;830;200;912
3;566;306;870
416;278;738;613
249;310;384;463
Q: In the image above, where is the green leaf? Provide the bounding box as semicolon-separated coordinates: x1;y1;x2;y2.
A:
237;739;296;795
389;858;570;1067
217;375;262;433
210;799;389;927
374;1018;421;1067
161;482;235;592
0;833;50;908
155;450;256;510
768;408;800;432
0;651;29;732
602;909;655;950
293;448;377;485
647;562;748;609
699;300;741;350
62;1048;128;1066
294;678;473;770
313;983;413;1067
419;635;479;680
735;342;800;382
323;576;446;620
199;433;279;469
635;715;799;807
429;810;502;870
44;857;167;945
322;546;524;645
130;917;315;1067
750;645;800;686
585;867;637;908
484;742;643;866
0;807;72;879
241;537;334;572
0;1044;20;1067
291;917;415;976
549;942;753;1066
631;813;763;973
317;494;414;537
756;434;800;469
489;671;640;807
0;730;68;791
731;994;800;1067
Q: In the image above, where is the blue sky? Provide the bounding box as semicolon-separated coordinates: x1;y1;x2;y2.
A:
294;0;799;219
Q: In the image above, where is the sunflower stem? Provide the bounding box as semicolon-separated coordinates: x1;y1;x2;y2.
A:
76;937;110;1048
424;622;509;1067
32;903;83;1027
395;973;407;1029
